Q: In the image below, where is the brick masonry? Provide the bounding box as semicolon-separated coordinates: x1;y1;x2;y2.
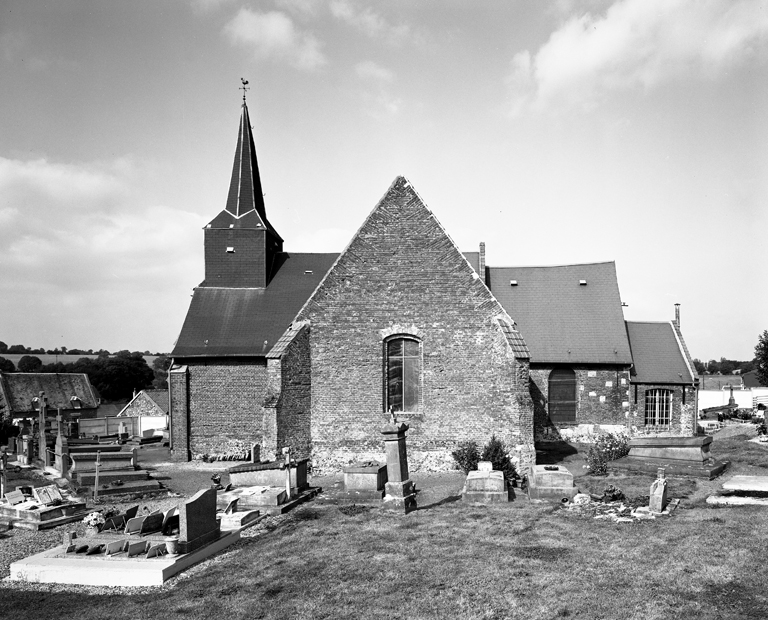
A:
530;366;632;440
170;359;267;460
297;177;534;474
630;383;697;436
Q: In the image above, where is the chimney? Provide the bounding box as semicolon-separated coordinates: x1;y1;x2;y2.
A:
479;242;486;284
674;303;680;328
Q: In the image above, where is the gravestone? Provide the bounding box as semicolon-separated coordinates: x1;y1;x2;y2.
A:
125;516;145;535
54;414;70;476
527;465;577;502
103;505;139;531
139;512;164;535
106;540;128;555
343;461;388;500
380;419;417;514
32;485;63;506
146;543;166;558
5;490;25;506
127;540;149;557
178;488;221;554
462;461;508;503
649;468;668;513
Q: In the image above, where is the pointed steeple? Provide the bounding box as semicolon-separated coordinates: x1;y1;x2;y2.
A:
202;89;284;289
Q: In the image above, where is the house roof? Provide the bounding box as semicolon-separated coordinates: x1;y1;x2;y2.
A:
118;388;169;416
625;321;696;384
172;252;338;357
743;370;766;388
487;262;632;365
0;372;99;415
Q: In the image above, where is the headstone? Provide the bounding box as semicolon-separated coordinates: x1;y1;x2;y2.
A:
380;420;417;514
32;485;63;506
477;461;493;472
649;468;668;513
282;447;292;500
178;488;220;554
75;544;89;554
139;512;164;535
125;516;146;535
127;540;149;557
462;469;508;503
342;461;388;500
62;531;77;546
106;540;128;555
146;543;167;558
86;544;104;556
224;499;238;514
4;490;25;506
163;507;180;535
527;465;577;502
251;443;260;463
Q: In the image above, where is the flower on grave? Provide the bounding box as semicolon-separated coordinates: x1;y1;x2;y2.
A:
83;511;106;528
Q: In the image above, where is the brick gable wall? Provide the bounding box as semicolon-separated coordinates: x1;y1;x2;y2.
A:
297;177;534;474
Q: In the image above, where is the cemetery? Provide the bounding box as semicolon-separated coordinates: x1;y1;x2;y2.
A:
0;417;766;617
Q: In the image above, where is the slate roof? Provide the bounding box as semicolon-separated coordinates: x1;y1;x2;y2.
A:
118;388;169;416
487;262;632;365
172;253;338;357
743;370;766;388
0;372;99;416
625;322;696;384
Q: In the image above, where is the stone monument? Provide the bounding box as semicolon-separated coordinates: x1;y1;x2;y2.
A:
462;461;508;503
612;435;727;479
380;416;417;514
649;468;668;513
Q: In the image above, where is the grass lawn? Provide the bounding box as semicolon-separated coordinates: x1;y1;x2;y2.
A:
1;434;767;620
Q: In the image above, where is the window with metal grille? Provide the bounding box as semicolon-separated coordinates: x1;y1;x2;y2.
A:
644;389;672;426
385;337;421;413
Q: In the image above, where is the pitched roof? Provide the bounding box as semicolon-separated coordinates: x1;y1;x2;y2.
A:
0;372;99;415
206;101;282;239
699;374;744;390
172;252;338;357
488;262;632;365
625;322;696;384
118;388;169;416
743;370;766;388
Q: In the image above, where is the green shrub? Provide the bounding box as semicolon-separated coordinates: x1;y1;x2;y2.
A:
480;435;517;481
585;433;630;476
452;440;480;474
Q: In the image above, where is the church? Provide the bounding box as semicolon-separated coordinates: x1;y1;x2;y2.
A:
169;98;698;473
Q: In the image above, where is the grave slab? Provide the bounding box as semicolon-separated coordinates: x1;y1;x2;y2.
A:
10;530;241;587
342;462;387;500
611;436;728;479
228;459;309;491
722;475;768;493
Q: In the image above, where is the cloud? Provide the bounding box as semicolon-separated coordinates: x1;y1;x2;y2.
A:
223;8;326;71
0;156;201;350
355;61;401;117
191;0;236;13
508;0;768;114
330;1;411;43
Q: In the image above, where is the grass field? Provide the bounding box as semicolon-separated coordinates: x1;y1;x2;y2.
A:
0;433;766;619
0;353;161;367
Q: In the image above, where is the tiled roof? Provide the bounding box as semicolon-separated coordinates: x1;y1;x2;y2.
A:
144;389;169;413
0;372;99;415
172;253;338;357
625;321;696;384
488;262;632;365
496;318;530;359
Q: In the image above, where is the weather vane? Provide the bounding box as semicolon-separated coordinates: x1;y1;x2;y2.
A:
240;78;250;102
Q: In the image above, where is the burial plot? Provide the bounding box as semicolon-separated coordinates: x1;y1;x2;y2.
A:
527;465;577;502
462;461;509;503
102;505;139;531
612;436;727;479
342;461;388;500
707;475;768;506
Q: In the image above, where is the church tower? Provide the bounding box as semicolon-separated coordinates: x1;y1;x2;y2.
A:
203;95;283;288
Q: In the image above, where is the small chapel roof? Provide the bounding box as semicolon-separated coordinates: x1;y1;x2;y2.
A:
488;261;633;365
172;252;338;357
625;321;697;384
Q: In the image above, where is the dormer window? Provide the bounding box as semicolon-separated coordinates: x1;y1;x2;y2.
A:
226;247;235;253
70;396;82;409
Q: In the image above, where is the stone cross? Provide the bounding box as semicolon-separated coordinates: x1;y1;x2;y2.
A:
93;450;101;500
56;411;65;437
38;391;50;466
282;446;292;499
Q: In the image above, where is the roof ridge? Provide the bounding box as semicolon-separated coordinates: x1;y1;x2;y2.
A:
489;261;616;269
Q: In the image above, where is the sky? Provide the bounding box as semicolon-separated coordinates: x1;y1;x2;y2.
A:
1;0;766;361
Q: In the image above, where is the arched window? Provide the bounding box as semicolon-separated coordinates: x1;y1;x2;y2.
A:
645;389;672;427
548;368;577;425
385;337;421;413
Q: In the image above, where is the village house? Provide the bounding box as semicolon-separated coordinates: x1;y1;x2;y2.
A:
169;99;699;472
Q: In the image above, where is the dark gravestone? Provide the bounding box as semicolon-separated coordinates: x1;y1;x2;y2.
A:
139;512;164;535
178;488;220;554
86;544;104;556
103;504;139;532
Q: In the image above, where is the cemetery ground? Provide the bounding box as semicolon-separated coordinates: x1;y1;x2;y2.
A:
1;433;767;620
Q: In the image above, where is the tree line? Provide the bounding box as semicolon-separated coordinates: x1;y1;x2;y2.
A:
0;349;171;403
0;340;164;357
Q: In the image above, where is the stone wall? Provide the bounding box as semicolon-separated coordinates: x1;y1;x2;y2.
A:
530;366;631;441
297;178;532;474
172;359;267;460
